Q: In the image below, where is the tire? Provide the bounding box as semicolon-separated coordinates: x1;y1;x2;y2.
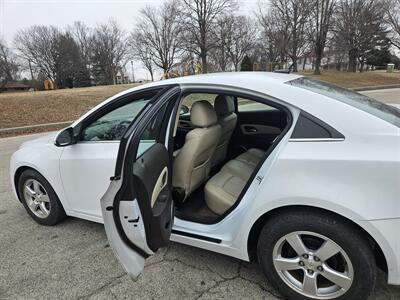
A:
18;169;66;225
257;209;376;300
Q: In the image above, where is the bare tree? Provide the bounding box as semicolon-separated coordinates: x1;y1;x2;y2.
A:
129;31;155;81
335;0;388;72
14;25;60;81
68;21;92;70
386;0;400;50
91;20;129;85
135;0;181;78
179;0;236;73
0;39;19;83
210;16;233;71
257;9;287;70
266;0;312;72
309;0;336;74
221;16;257;71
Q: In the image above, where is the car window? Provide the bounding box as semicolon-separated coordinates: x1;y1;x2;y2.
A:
81;96;153;142
182;93;216;110
136;100;170;158
237;97;277;112
286;77;400;127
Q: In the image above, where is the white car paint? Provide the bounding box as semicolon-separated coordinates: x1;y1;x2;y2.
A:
10;72;400;285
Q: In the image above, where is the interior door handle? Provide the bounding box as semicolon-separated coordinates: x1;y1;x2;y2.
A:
161;171;167;186
245;126;258;133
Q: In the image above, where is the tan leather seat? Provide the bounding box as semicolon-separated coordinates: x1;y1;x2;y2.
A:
235;148;265;168
173;100;221;200
205;148;264;215
211;95;237;168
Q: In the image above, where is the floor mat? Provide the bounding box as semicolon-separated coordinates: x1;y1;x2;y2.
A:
175;185;219;223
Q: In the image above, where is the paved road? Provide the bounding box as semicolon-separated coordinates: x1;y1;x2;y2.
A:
1;89;400;300
362;88;400;105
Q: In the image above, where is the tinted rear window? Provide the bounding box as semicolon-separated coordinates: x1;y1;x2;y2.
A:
286;77;400;127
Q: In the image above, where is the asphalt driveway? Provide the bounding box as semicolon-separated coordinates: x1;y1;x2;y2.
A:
1;89;400;300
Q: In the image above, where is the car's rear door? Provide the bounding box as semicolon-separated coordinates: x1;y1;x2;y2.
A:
231;97;287;153
101;86;181;277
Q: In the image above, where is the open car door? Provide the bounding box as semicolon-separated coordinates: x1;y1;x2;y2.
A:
100;86;180;277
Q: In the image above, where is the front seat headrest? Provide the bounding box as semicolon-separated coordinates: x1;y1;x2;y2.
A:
190;100;218;128
214;95;235;116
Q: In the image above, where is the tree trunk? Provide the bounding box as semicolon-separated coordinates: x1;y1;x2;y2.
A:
28;60;34;81
348;49;358;72
314;44;323;75
149;70;154;81
359;58;365;73
292;60;298;72
201;52;207;74
314;58;322;75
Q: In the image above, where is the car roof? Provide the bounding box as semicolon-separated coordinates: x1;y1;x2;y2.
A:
158;71;303;85
138;72;303;93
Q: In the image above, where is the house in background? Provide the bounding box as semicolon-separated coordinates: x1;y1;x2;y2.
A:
0;81;31;93
115;70;129;85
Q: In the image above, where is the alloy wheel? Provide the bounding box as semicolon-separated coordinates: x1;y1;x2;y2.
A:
272;231;354;299
23;179;51;219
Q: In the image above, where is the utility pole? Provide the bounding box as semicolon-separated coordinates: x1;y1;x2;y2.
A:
131;61;135;83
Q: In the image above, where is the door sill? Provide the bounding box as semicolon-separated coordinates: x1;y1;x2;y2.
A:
171;229;222;243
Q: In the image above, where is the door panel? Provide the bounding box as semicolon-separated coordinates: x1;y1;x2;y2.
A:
131;143;173;251
233;109;287;153
60;142;119;218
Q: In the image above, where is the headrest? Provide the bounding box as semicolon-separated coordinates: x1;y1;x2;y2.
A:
214;95;235;116
190;100;218;128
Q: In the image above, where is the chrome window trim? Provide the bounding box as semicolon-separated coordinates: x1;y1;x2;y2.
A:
289;138;345;142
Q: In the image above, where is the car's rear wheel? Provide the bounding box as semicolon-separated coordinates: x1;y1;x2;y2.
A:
18;169;66;225
257;210;376;300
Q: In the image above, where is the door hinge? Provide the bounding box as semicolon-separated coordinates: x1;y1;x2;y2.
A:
256;176;264;184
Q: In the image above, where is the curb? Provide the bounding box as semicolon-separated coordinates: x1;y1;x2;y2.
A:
352;84;400;91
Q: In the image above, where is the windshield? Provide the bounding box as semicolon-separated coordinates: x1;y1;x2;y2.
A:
286;77;400;128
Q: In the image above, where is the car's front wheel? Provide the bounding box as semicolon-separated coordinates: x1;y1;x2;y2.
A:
18;169;66;225
257;209;376;300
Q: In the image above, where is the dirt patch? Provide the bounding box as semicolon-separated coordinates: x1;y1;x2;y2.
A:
0;83;141;130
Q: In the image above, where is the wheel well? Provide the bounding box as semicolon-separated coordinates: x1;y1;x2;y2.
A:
247;205;388;274
14;166;35;202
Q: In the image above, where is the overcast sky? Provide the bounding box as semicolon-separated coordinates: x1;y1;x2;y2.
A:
0;0;260;80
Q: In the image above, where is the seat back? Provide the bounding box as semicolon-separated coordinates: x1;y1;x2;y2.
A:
211;95;237;167
173;100;221;199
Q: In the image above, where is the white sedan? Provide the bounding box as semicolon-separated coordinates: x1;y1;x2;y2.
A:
10;73;400;300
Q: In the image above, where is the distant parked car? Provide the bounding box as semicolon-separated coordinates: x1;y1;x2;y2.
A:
10;73;400;300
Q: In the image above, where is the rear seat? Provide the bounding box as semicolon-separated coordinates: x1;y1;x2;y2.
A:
205;148;265;215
